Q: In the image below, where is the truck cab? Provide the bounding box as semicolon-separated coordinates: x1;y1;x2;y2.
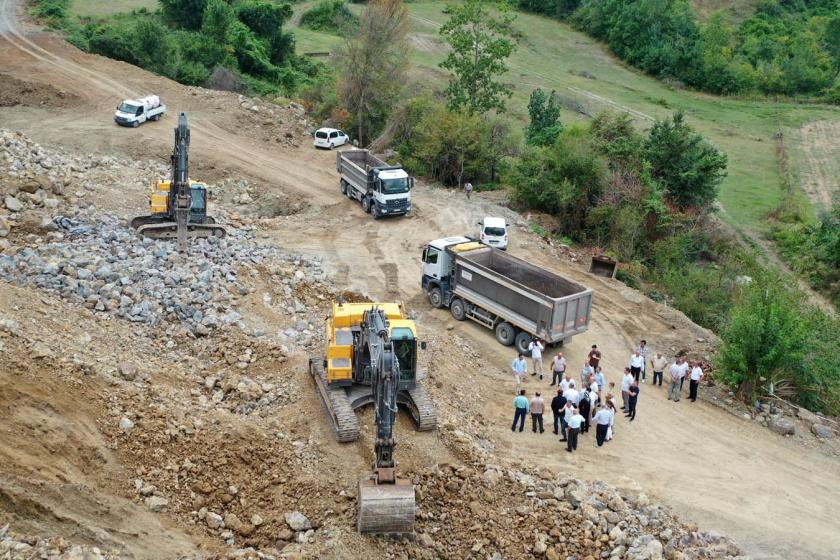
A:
421;236;471;306
478;216;509;250
372;168;412;216
114;95;165;127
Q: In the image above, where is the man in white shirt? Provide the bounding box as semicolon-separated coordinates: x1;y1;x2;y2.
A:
651;352;668;387
563;386;580;407
529;338;545;380
560;401;575;442
593;404;612;447
566;408;585;453
511;353;527;395
559;373;573;393
637;339;649;382
629;351;644;383
689;361;704;402
550;353;566;386
621;368;634;410
668;357;689;402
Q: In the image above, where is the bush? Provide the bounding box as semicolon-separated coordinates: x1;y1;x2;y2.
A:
300;0;358;35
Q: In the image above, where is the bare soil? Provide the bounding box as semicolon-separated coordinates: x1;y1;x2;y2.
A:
1;1;839;559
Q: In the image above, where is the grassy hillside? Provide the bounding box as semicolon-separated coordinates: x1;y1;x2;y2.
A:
293;1;840;230
69;0;157;18
690;0;759;21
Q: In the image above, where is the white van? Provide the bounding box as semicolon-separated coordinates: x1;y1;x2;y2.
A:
478;216;509;250
313;127;349;149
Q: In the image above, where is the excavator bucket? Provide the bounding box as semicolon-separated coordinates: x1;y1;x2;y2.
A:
357;477;416;536
589;255;617;278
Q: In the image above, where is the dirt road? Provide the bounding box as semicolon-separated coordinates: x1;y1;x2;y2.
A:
1;1;839;558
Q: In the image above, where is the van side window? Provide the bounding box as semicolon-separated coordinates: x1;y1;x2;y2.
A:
426;248;439;264
330;131;338;138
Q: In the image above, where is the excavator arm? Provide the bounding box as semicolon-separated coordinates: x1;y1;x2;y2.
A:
170;113;192;252
356;307;415;535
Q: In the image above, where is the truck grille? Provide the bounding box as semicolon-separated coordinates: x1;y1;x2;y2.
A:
385;198;408;208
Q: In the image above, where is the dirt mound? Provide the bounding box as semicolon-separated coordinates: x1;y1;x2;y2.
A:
0;73;80;108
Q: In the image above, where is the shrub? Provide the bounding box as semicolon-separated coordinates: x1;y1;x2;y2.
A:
300;0;358;35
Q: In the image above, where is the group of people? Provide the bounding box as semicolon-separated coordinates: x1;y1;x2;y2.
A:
510;338;705;452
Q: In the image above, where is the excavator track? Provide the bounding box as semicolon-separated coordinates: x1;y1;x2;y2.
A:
400;384;437;432
309;358;360;443
135;221;227;240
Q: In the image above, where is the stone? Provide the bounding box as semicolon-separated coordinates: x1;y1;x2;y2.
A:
608;496;626;512
646;539;664;560
145;496;169;512
284;511;311;531
609;526;624;543
811;424;834;439
119;362;138;381
251;514;264;526
205;512;224;529
4;196;23;212
30;342;54;359
797;407;820;424
0;217;10;237
119;417;135;433
769;418;796;436
224;513;255;536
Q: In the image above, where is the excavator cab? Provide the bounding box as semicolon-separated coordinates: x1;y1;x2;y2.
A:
390;325;417;384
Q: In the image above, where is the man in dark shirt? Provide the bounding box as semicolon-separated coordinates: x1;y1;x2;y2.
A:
588;344;602;368
550;389;566;435
625;380;640;421
578;390;591;433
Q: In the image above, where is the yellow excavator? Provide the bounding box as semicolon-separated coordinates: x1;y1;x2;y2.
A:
309;302;437;535
131;112;226;250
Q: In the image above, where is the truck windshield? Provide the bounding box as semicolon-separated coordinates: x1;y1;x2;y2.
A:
118;103;140;114
381;178;408;194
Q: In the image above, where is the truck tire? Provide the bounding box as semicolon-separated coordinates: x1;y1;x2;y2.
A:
362;197;371;213
495;322;516;347
514;331;532;355
428;287;443;309
340;180;347;195
132;121;139;128
450;298;466;321
372;202;381;220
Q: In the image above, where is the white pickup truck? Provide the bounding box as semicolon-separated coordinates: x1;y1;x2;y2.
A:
114;95;166;127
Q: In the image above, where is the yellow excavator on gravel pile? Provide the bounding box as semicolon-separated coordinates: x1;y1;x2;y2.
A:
309;302;437;535
131;112;226;250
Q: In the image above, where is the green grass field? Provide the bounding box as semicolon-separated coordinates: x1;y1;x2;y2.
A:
69;0;157;18
293;1;840;230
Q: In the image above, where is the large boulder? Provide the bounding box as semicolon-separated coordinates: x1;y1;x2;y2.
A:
770;418;796;436
811;424;834;439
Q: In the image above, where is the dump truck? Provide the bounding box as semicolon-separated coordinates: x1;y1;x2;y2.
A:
336;149;414;219
421;237;593;354
114;95;166;127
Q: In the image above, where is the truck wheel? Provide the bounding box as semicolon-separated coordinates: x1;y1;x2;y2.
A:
450;298;466;321
340;180;347;195
495;322;516;346
362;197;371;213
132;121;139;128
372;203;381;220
428;287;443;309
514;331;532;355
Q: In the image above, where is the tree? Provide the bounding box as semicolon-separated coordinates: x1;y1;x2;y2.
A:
439;0;517;114
236;0;295;64
645;111;727;209
201;0;236;45
717;275;809;403
159;0;208;30
335;0;410;145
525;88;562;146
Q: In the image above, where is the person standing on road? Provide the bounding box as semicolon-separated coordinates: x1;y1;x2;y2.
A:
550;389;566;435
560;373;573;393
594;366;605;396
629;350;644;383
581;361;594;386
511;389;529;432
621;368;634;410
464;181;473;200
637;340;649;383
578;389;592;433
651;352;668;387
626;380;640;421
668;357;689;401
560;400;575;442
511;353;527;394
563;383;580;408
566;408;584;453
593;404;612;447
689;361;704;402
588;344;602;369
550;353;566;386
529;338;545;380
530;391;546;433
605;393;617;440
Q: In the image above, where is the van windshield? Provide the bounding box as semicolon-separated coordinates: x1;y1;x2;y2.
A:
381;177;409;194
485;226;506;236
118;103;140;114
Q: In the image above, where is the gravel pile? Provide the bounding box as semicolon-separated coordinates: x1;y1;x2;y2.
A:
400;463;750;560
0;524;122;560
0;213;324;335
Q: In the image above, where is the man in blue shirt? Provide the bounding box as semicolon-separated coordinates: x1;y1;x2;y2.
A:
511;389;529;432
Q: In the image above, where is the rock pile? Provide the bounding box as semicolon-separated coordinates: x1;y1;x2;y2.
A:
0;212;325;335
0;524;121;560
401;464;750;560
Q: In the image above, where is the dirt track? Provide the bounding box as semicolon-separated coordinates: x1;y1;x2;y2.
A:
1;0;839;558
